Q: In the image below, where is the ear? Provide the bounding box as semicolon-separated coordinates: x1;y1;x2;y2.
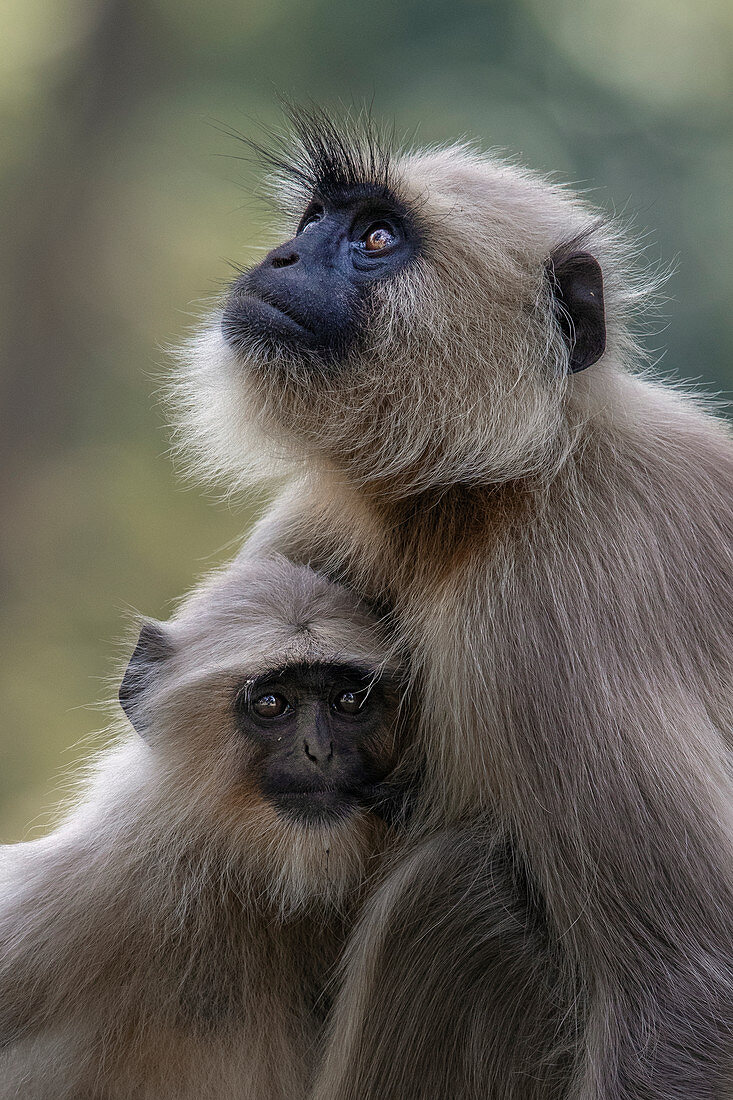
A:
119;620;174;737
548;249;606;373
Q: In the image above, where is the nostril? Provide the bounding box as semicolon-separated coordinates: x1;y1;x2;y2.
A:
271;252;299;269
303;738;318;763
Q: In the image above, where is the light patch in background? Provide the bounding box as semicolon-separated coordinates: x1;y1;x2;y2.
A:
526;0;733;111
0;0;99;102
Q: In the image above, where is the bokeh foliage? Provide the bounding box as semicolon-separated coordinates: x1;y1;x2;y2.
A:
1;0;731;840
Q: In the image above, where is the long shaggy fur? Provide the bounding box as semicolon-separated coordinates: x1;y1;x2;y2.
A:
314;826;578;1100
0;557;402;1099
172;115;733;1099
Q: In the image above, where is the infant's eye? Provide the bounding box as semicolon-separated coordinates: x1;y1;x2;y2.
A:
362;223;397;253
252;693;290;719
333;689;369;715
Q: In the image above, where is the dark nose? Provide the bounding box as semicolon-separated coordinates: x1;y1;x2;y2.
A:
303;737;334;768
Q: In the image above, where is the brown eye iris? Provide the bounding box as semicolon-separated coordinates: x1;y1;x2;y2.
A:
252;693;289;719
334;689;368;715
363;224;395;252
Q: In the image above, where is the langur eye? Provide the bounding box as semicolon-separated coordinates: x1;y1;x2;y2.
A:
361;224;397;253
333;689;369;715
252;693;290;719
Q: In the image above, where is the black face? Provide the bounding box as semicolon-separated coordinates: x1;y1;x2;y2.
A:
222;185;418;362
235;661;397;824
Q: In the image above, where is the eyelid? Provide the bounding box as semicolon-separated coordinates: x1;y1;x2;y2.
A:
253;687;290;703
351;211;398;236
235;679;288;707
297;202;324;234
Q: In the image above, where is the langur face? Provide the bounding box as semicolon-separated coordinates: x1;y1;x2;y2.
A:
118;559;406;911
186;113;608;492
222;186;420;363
120;641;400;829
119;560;405;833
234;661;397;824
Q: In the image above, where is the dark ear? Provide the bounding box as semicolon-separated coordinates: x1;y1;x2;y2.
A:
548;249;606;373
119;620;173;737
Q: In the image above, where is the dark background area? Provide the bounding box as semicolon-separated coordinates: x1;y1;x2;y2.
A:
2;0;731;839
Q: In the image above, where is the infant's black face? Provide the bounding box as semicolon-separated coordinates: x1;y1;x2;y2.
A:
235;661;398;824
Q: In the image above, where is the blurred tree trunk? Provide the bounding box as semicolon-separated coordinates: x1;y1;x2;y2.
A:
0;0;155;500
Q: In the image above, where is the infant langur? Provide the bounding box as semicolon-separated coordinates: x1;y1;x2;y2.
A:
0;557;403;1100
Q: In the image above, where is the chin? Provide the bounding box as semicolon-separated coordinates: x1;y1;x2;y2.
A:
221;297;355;381
168;314;297;490
262;806;388;919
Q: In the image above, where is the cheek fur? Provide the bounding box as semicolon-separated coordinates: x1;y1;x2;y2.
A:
152;709;392;919
171;259;573;498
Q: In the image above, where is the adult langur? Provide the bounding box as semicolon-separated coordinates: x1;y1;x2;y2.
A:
172;109;733;1099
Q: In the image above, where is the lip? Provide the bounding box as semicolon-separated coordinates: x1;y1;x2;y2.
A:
222;292;317;348
247;294;314;335
275;788;349;804
274;788;358;824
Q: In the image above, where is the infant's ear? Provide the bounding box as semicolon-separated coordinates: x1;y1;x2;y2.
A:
119;620;174;738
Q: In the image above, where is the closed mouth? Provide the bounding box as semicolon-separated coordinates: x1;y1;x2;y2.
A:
223;291;316;344
275;787;354;804
273;787;359;824
253;294;314;333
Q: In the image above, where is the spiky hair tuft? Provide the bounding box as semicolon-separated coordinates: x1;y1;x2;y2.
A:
230;102;399;211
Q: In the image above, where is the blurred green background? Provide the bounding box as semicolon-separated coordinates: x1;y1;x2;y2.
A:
1;0;732;841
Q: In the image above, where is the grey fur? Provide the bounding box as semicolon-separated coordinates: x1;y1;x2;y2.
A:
0;557;402;1098
172;119;733;1099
